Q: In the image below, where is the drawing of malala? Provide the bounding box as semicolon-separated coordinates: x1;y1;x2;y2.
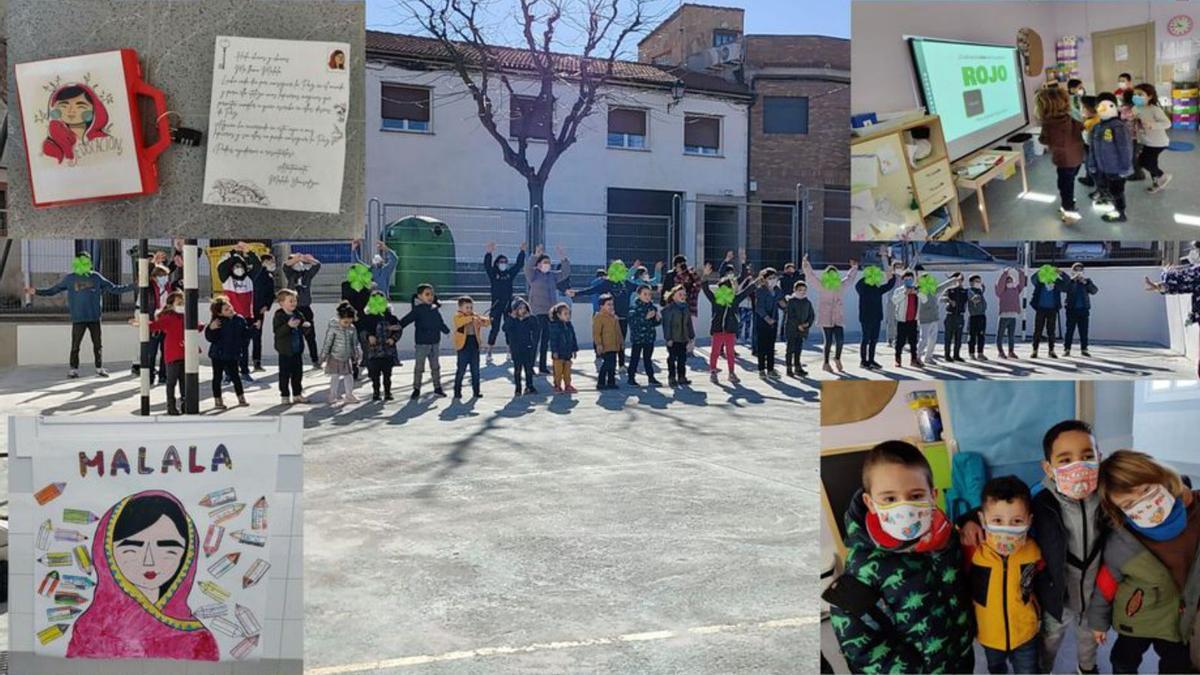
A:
66;490;219;661
328;49;346;70
42;83;111;164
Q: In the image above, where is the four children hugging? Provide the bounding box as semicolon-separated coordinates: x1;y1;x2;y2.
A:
824;422;1200;675
1039;74;1172;225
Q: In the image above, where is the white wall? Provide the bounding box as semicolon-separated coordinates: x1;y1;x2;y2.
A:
364;62;749;263
852;1;1199;118
1132;380;1200;476
820;380;933;450
1091;380;1135;451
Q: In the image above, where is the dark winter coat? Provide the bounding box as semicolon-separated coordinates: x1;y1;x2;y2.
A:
1065;276;1099;312
358;312;402;364
205;314;251;361
783;296;816;340
484;250;526;306
504;314;538;356
399;302;451;345
272;308;311;356
943;286;968;316
340;282;372;320
702;282;754;334
660;301;694;343
548;319;578;359
1032;480;1108;623
1031;274;1070;311
251;266;276;322
627;297;661;345
1087;117;1134;177
855;275;897;323
575;278;637;319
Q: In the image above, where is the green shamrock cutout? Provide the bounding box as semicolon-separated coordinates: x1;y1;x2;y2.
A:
917;273;938;296
607;260;629;284
347;263;372;291
365;294;388;315
714;285;735;306
863;265;885;287
72;255;93;276
820;268;842;291
1037;264;1060;285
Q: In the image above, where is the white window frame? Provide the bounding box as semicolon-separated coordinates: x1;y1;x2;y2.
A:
683;114;723;157
380;82;433;134
606;106;650;151
1142;379;1200;403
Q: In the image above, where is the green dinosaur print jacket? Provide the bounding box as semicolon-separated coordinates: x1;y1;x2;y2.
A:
828;489;975;674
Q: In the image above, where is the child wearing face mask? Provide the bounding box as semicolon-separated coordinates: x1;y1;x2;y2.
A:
823;441;975;675
854;248;896;371
1037;86;1086;223
250;253;277;372
994;267;1026;359
783;281;815;377
1131;84;1173;193
1086;93;1133;222
941;272;968;362
204;296;251;410
146;291;202;415
965;476;1043;675
482;241;526;358
965;274;988;360
959;420;1106;674
1063;264;1099;357
802;254;859;374
890;271;922;368
660;286;695;387
752;268;787;377
1088;450;1200;674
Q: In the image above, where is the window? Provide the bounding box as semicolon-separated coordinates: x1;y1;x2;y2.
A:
510;94;553;141
684;115;721;155
1143;380;1200;403
381;84;431;132
763;96;809;134
713;29;738;47
607;108;647;149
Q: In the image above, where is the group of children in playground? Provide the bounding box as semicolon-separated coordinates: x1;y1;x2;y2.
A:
1037;73;1174;224
23;240;1200;410
826;423;1200;675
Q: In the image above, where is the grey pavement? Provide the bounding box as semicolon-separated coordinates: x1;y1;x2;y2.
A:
0;351;819;674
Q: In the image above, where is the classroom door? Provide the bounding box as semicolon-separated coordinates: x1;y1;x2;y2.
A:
1091;22;1155;93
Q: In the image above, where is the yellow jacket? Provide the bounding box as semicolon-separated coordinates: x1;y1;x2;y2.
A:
452;312;491;351
969;538;1043;651
592;311;622;353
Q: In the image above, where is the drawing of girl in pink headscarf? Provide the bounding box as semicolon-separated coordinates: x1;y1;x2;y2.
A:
66;490;219;661
42;83;111;164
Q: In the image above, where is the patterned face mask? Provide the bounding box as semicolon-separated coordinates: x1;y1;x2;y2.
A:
1053;461;1099;500
1122;484;1176;529
873;499;933;541
984;523;1029;556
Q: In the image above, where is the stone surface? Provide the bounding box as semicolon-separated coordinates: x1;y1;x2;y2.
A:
5;0;365;240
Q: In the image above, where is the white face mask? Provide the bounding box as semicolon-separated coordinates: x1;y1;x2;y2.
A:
294;263;308;272
539;263;551;273
264;264;276;273
984;523;1029;556
1122;484;1176;529
372;254;384;267
173;305;185;314
872;499;933;541
497;263;509;272
233;266;246;277
1053;461;1100;500
1006;279;1018;289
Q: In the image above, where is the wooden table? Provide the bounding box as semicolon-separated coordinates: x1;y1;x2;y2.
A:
952;149;1029;233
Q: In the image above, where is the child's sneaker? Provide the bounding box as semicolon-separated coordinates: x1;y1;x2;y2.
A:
668;375;678;387
433;389;447;398
241;372;255;383
525;384;538;395
214;398;227;410
647;377;663;387
798;366;809;377
728;372;739;384
710;370;719;383
410;390;421;400
821;361;833;373
372;392;382;402
384;391;394;401
474;389;483;398
344;393;359;403
281;395;292;405
565;385;578;394
453;389;463;399
626;375;639;387
1059;207;1082;223
513;386;522;396
1078;175;1094;187
68;369;79;379
1101;211;1127;222
834;358;844;373
553;385;563;394
1063;348;1071;357
1049;350;1059;359
237;395;248;407
293;395;309;404
168;407;182;416
1148;174;1172;193
787;367;795;377
253;362;265;372
96;368;110;378
1081;349;1091;357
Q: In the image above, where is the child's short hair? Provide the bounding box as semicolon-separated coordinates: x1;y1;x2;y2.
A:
161;290;184;313
415;283;434;296
1042;420;1093;461
981;475;1032;513
637;284;653;295
1071;262;1084;271
1067;78;1082;90
1097;92;1118;106
1118;72;1132;81
336;301;357;320
598;293;614;306
535;254;551;266
550;301;570;320
784;261;797;270
457;295;474;307
949;271;963;280
595;268;607;278
1081;95;1098;113
668;284;686;298
968;274;982;283
672;254;688;267
276;288;298;302
861;440;933;492
794;280;807;291
1098;450;1187;526
210;295;231;318
901;270;915;279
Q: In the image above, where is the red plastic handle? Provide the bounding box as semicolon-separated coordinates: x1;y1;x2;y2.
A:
133;78;171;162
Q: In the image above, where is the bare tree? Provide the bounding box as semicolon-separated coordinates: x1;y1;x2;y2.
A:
406;0;648;244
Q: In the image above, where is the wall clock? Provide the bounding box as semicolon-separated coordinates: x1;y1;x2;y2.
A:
1168;14;1194;37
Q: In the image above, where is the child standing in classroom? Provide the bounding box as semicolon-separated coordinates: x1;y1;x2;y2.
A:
400;283;451;399
593;294;622;390
802;255;859;374
660;285;694;387
965;274;988;360
205;296;251;409
547;302;578;394
994;267;1026;359
1132;83;1173;193
783;281;815;377
966;476;1043;674
272;289;311;404
823;441;975;674
359;291;402;402
504;298;538;395
1087;94;1134;223
626;284;662;387
320;301;362;405
1037;87;1086;223
451;296;491;399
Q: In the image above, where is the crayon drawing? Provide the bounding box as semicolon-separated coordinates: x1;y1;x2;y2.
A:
31;439;276;662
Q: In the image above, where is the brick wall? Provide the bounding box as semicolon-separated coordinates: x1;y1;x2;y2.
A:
638;5;744;66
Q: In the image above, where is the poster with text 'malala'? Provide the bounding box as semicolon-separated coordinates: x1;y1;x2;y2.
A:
29;429;277;662
203;35;350;214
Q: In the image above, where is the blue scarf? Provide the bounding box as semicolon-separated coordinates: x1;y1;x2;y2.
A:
1126;499;1188;541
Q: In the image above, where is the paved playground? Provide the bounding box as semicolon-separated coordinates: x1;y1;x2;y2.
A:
0;354;817;674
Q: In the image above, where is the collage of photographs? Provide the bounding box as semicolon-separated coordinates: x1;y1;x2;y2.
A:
0;0;1194;674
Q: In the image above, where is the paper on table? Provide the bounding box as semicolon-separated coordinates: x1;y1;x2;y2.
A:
851;155;879;190
202;36;351;214
876;144;901;174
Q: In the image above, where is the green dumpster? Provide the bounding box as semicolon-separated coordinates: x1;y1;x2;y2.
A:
383;215;457;301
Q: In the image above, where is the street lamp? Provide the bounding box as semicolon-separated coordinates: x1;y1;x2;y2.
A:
667;79;685;111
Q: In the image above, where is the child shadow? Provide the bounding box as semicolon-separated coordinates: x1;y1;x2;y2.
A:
1076;353;1174;376
595;387;637;412
666;385;708;407
719;380;767;407
494;393;538;419
385;396;437;426
546;393;580;415
760;376;820;403
438;397;481;422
